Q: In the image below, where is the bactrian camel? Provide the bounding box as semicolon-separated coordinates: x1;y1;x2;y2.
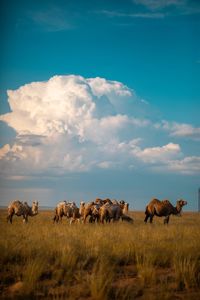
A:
7;200;39;223
99;199;133;224
144;198;187;224
53;201;81;224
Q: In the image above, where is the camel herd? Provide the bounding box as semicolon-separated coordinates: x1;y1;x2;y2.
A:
53;199;131;224
6;197;187;225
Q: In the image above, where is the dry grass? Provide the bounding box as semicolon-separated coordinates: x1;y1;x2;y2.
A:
0;209;200;299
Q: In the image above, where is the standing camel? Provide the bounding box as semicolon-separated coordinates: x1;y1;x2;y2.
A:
53;201;80;224
144;198;187;224
7;200;39;223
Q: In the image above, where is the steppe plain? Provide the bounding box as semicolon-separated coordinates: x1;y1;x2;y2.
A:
0;209;200;299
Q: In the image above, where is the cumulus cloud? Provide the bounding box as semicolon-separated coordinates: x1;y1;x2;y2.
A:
133;143;182;163
0;75;199;176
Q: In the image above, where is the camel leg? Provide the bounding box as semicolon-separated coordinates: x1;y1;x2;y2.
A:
164;216;170;224
149;215;154;223
7;214;13;224
7;209;15;224
89;216;94;223
100;215;104;224
144;214;149;223
23;215;28;223
83;213;89;224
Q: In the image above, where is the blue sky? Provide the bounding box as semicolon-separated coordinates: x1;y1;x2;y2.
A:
0;0;200;210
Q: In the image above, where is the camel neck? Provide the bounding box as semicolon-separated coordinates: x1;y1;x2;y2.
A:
175;203;182;214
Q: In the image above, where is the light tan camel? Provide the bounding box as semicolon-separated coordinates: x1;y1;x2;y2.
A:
7;200;39;223
53;201;80;224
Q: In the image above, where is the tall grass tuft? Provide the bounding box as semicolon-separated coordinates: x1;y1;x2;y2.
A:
173;255;199;290
87;258;114;300
22;257;47;296
136;251;156;287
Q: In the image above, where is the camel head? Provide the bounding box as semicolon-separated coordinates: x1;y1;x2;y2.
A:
80;201;85;208
176;199;187;213
104;198;112;204
95;198;103;205
69;202;76;208
119;200;126;210
32;201;39;215
91;204;100;217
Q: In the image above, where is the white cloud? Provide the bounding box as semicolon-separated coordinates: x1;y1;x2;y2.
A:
30;7;74;32
0;75;143;174
133;0;185;11
162;156;200;175
97;9;164;19
0;75;199;176
134;142;181;163
0;144;10;159
0;143;27;161
156;120;200;140
98;1;200;20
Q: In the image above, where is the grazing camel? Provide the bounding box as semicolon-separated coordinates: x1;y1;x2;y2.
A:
7;200;39;223
144;198;187;224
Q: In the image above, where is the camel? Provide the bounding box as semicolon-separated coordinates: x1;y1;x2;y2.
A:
53;201;81;224
82;199;112;223
7;200;39;223
82;201;96;223
144;198;187;224
99;201;133;224
99;203;122;223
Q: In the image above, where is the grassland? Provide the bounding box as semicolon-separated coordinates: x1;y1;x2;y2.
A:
0;209;200;300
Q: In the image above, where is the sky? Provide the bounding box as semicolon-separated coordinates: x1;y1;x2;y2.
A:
0;0;200;210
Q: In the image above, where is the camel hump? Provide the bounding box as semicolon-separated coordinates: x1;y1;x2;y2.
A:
151;198;161;203
162;199;170;204
10;200;22;206
10;200;23;208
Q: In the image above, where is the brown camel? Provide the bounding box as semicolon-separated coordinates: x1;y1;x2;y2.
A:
144;198;187;224
7;200;39;223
